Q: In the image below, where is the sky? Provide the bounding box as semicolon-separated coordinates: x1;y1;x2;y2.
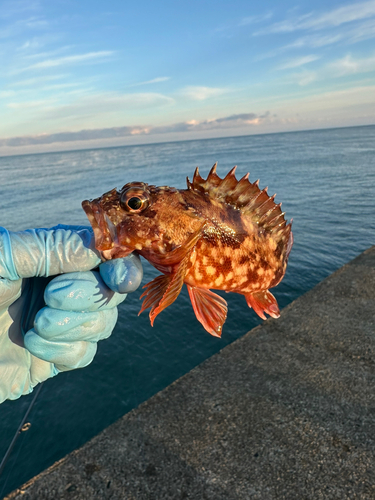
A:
0;0;375;156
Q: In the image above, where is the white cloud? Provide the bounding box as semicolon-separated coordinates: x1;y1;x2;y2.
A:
286;34;344;49
303;0;375;30
328;53;375;76
18;38;41;51
0;0;40;19
180;86;227;101
347;17;375;42
12;74;70;87
297;71;318;86
131;77;170;86
254;0;375;35
277;55;320;70
7;99;57;109
286;85;375;113
15;51;114;73
239;12;273;26
0;112;271;147
38;92;175;120
254;13;313;35
40;82;83;91
25;17;48;29
290;52;375;86
1;92;175;135
0;17;36;39
255;15;375;62
0;90;16;98
213;11;273;36
22;45;75;59
254;34;342;62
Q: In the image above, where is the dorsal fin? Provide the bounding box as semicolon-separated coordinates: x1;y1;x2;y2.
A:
186;164;291;233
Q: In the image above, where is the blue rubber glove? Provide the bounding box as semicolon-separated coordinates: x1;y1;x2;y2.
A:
0;225;143;403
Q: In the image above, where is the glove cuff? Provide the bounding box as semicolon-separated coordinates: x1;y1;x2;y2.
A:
0;227;19;280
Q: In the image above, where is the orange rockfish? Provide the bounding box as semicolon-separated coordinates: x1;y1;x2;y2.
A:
82;164;293;337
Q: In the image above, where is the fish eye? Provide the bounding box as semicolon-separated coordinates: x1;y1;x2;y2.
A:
127;197;142;210
120;187;150;213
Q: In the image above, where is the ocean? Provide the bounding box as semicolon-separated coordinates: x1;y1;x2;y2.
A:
0;125;374;496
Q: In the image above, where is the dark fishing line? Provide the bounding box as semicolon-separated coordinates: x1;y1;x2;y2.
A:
0;383;44;486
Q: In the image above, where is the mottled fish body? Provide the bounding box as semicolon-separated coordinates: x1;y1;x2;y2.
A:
82;164;293;336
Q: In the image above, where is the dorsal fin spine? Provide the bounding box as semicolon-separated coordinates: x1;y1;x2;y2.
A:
209;163;217;175
188;166;289;231
227;166;237;178
267;213;286;227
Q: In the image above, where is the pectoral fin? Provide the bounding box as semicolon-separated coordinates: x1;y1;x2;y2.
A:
152;226;204;265
139;250;191;326
245;290;280;320
187;285;228;337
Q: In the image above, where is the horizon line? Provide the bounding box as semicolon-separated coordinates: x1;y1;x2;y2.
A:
0;122;374;160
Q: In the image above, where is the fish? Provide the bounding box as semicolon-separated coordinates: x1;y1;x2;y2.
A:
82;164;293;337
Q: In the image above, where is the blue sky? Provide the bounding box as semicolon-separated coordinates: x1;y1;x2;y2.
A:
1;0;375;155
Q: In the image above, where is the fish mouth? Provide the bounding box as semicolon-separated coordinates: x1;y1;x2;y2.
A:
82;199;133;260
82;199;116;254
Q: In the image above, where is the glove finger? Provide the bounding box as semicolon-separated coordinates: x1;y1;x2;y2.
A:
24;330;97;370
99;254;143;294
29;357;60;389
0;278;22;311
44;271;126;312
5;227;101;279
34;306;118;342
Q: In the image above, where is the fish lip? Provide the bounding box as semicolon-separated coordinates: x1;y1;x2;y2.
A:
82;199;99;231
82;199;114;253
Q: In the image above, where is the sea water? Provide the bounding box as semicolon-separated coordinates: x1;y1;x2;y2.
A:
0;125;374;496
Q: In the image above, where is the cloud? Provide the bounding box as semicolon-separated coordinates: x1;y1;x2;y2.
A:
239;12;273;26
0;90;16;98
7;99;57;109
254;34;342;62
12;74;70;87
0;17;40;39
255;16;375;62
0;112;271;147
180;86;227;100
13;51;114;74
152;113;268;133
0;0;40;19
2;91;174;133
34;92;175;121
214;10;272;35
301;0;375;30
296;71;317;86
18;39;41;50
22;45;75;59
6;82;81;98
347;17;375;42
130;77;170;86
328;53;375;76
290;52;375;86
254;0;375;35
24;17;48;29
285;34;344;49
277;55;320;70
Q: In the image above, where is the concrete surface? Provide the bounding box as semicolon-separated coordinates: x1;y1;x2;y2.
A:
5;246;375;500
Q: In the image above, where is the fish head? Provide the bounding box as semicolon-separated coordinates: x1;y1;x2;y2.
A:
82;181;201;261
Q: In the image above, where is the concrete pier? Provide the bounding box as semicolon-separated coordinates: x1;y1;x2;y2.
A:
5;246;375;499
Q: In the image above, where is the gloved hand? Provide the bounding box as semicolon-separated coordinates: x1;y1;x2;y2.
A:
0;225;143;403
